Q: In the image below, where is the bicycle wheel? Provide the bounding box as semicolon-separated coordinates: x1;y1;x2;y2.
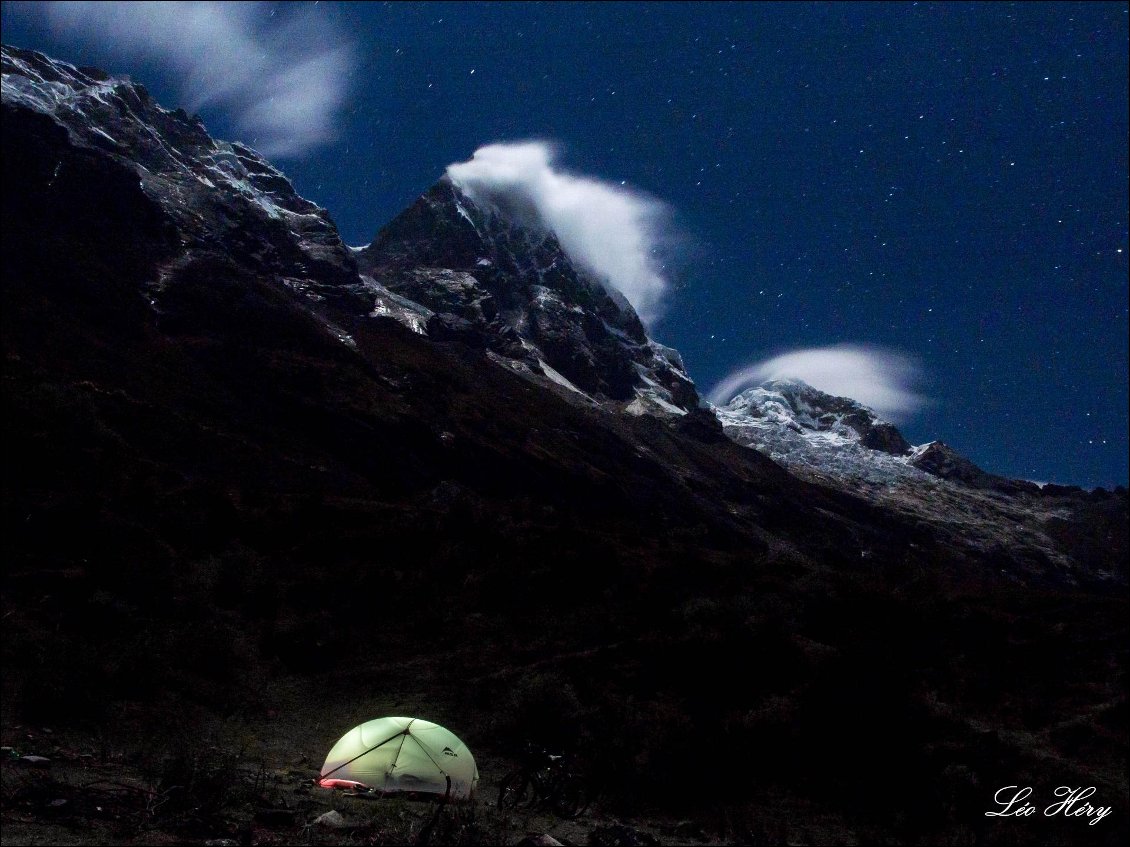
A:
550;773;591;819
497;771;535;810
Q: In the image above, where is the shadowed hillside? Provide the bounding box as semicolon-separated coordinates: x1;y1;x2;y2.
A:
2;44;1126;845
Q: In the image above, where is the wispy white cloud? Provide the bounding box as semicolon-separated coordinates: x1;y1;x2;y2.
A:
708;344;927;421
446;142;673;326
13;1;354;157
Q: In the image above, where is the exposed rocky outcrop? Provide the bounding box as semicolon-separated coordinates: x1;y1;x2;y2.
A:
909;440;1040;494
357;178;698;414
2;44;363;308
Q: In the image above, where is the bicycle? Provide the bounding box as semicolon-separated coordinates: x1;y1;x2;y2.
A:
496;747;592;819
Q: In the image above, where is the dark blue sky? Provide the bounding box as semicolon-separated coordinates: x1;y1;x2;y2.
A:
3;1;1127;488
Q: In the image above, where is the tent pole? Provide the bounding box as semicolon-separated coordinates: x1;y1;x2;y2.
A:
407;732;452;783
320;729;406;782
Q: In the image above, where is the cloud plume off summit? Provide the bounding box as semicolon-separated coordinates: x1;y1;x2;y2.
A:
446;142;673;326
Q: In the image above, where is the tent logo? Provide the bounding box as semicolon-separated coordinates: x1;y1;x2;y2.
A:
442;746;458;757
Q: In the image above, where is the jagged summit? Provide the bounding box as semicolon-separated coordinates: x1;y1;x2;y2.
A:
356;176;698;413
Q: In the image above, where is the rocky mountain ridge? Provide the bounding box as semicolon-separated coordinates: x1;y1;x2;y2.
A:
2;42;696;418
2;40;1107;501
3;43;1127;846
1;44;362;307
3;42;1123;592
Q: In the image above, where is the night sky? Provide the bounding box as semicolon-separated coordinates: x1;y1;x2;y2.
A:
3;1;1127;488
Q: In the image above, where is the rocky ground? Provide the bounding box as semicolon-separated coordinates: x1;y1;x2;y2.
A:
0;713;743;847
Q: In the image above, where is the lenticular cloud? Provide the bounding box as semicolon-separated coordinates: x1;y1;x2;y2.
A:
708;344;927;422
446;142;671;326
13;1;354;158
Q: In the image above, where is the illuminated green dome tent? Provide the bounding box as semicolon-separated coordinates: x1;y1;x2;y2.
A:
318;717;479;800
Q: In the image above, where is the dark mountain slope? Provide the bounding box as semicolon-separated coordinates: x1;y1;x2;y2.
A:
2;45;1126;844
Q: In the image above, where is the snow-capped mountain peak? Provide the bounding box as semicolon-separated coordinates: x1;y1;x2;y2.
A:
721;378;912;455
717;376;1050;495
